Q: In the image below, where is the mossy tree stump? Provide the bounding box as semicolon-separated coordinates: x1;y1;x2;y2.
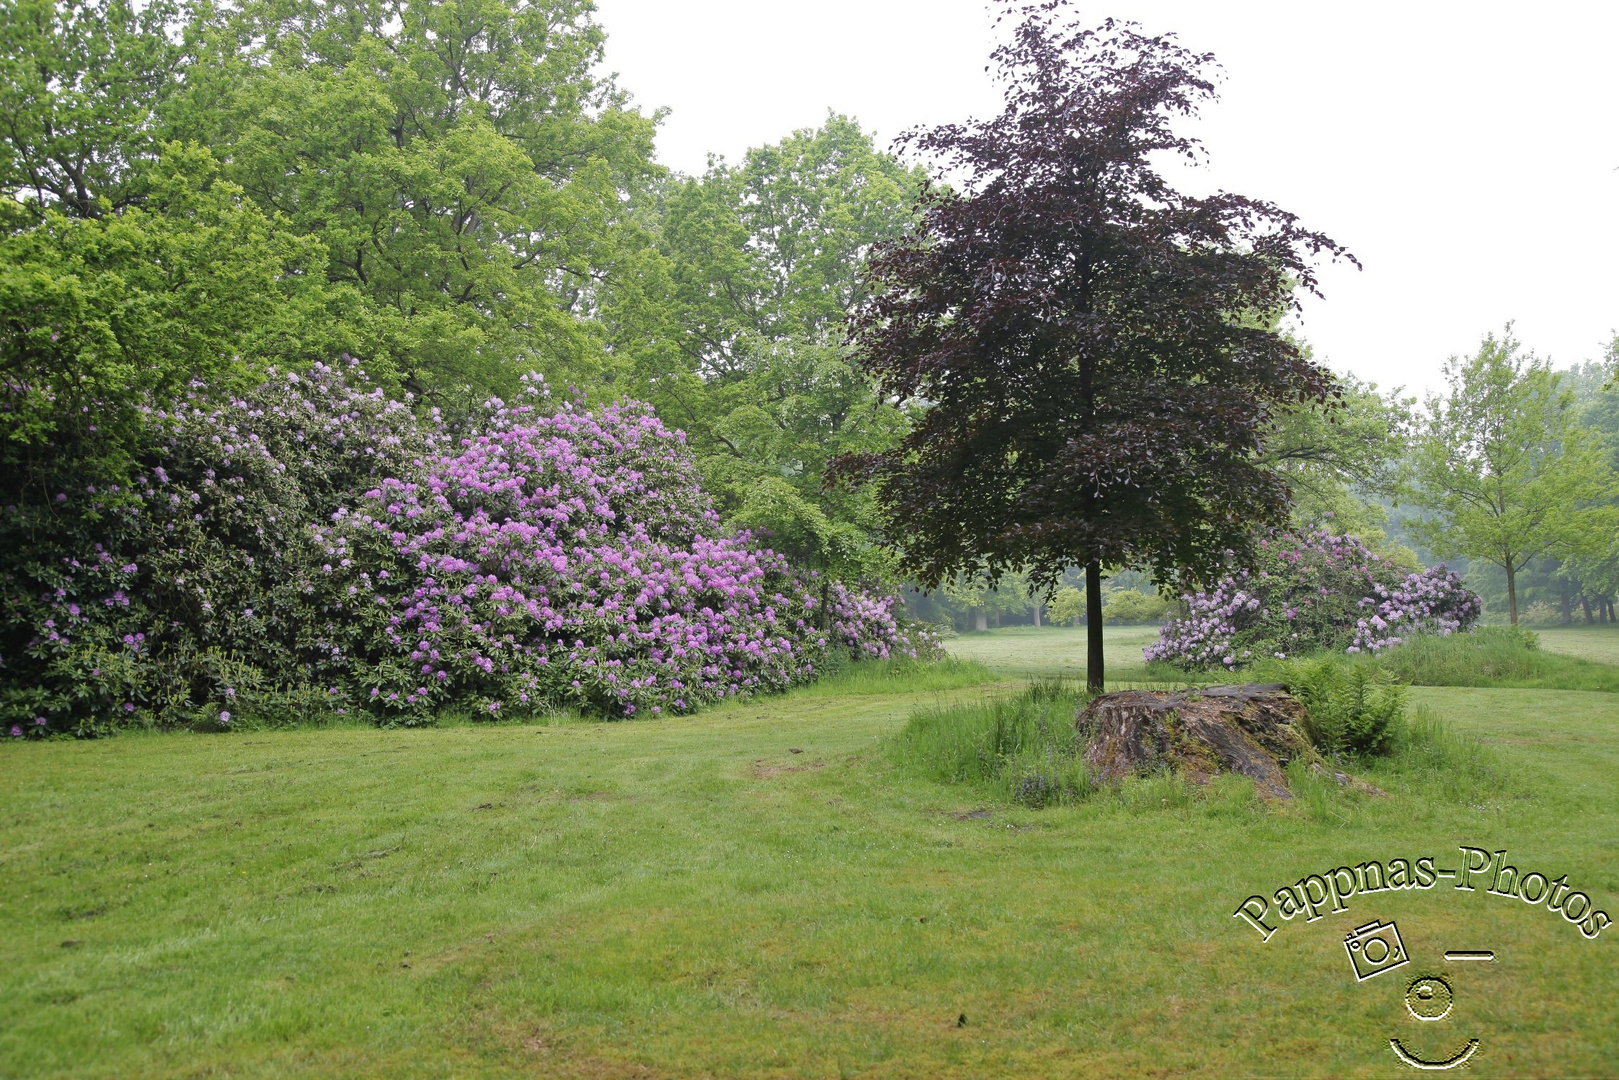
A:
1075;684;1365;800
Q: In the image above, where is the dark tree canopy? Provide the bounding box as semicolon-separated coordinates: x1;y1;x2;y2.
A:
834;3;1354;687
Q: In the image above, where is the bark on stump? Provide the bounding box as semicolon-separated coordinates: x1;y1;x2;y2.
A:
1075;684;1373;801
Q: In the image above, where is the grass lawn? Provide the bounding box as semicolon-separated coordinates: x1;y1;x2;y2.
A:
943;625;1163;681
1536;624;1619;666
4;656;1617;1077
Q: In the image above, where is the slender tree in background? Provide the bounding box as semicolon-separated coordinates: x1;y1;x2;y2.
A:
1410;327;1617;625
834;3;1352;690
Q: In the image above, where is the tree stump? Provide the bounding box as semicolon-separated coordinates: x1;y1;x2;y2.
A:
1075;684;1370;800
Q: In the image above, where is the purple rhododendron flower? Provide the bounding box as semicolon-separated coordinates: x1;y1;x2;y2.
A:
1146;531;1481;671
4;360;939;729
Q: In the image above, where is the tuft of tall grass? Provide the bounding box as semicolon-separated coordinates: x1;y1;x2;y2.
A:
1368;703;1520;804
1360;627;1619;691
888;679;1094;806
1280;702;1521;822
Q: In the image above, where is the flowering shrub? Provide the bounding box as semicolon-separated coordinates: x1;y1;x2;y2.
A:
1144;531;1481;671
2;363;931;734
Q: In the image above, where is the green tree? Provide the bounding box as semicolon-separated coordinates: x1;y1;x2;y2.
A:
1047;586;1086;627
1264;371;1411;542
1;145;328;489
0;0;187;216
1409;327;1617;624
1045;582;1168;626
628;116;926;577
942;572;1030;632
1;0;663;411
193;0;661;401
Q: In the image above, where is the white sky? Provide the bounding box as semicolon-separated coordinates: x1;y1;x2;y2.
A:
593;0;1619;398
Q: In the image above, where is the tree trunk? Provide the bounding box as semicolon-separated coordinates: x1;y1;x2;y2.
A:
1582;594;1595;624
1032;602;1042;627
1505;562;1519;626
972;610;988;633
1561;579;1573;625
1086;561;1104;692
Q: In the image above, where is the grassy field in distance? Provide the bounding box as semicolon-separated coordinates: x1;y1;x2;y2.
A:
948;623;1619;685
942;624;1162;681
3;651;1617;1077
1534;624;1619;666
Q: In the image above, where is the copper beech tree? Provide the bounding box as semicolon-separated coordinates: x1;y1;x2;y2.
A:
833;4;1354;689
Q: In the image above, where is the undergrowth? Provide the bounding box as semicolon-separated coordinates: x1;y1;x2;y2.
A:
1362;703;1520;803
888;679;1094;807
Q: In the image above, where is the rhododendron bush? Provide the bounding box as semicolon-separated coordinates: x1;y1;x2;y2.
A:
1145;531;1482;671
1;363;931;734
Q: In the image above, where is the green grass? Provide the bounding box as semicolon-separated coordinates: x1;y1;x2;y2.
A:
888;679;1094;806
942;624;1165;681
1536;624;1619;666
3;665;1618;1077
798;655;996;697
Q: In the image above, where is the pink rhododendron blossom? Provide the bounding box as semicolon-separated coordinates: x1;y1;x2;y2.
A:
4;360;936;732
1146;531;1481;671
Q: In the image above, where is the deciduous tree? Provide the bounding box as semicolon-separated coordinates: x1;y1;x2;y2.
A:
835;4;1352;689
1265;371;1410;543
632;117;925;577
202;0;661;401
1409;327;1617;624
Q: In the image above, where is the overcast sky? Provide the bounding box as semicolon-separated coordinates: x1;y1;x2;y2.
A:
593;0;1619;398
